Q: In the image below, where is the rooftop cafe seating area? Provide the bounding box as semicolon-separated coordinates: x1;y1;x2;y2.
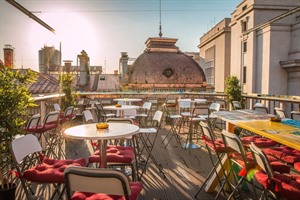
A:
5;92;300;199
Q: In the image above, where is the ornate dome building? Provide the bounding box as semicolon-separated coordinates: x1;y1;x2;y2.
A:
120;37;207;92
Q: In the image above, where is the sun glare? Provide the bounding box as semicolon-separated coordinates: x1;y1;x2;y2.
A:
29;12;99;64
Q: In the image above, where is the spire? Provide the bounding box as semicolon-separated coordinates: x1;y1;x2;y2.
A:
159;0;163;37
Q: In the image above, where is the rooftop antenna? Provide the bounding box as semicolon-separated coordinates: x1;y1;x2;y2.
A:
159;0;163;37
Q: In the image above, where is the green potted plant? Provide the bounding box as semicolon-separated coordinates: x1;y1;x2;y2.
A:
224;76;242;110
0;67;36;199
59;73;76;111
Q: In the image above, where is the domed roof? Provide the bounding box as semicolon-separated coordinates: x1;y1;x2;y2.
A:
127;37;206;89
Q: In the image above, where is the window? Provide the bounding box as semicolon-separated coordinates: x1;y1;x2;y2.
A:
205;60;215;86
243;66;247;84
243;42;247;53
205;46;215;86
162;68;174;78
242;20;248;32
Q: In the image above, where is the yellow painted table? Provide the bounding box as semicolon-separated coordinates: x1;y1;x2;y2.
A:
213;109;274;133
237;120;300;151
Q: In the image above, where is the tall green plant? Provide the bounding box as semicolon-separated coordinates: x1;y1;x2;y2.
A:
60;73;76;111
224;76;242;106
0;68;36;189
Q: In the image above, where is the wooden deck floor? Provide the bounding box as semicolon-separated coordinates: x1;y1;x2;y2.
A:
15;119;233;200
63;120;228;200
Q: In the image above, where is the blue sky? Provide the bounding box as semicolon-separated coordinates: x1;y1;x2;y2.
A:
0;0;240;73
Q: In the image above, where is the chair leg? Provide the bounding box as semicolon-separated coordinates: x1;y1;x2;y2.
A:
137;132;165;179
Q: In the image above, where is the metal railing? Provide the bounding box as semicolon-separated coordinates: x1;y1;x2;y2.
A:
30;92;300;119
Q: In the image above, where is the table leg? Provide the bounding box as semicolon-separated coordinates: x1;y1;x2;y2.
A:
98;140;107;168
182;121;201;149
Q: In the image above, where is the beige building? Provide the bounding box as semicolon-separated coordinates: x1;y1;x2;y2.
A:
230;0;300;96
198;18;231;92
199;0;300;96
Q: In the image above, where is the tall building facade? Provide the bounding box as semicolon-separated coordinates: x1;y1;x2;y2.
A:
199;18;231;92
230;0;300;96
199;0;300;96
38;45;61;74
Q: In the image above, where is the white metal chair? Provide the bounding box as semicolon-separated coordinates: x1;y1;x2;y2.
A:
184;106;209;149
253;104;269;113
10;134;86;200
195;122;234;199
274;107;287;118
221;130;261;200
136;110;165;179
232;101;242;110
53;103;61;112
291;111;300;121
82;109;95;124
161;103;182;148
64;166;143;200
135;101;152;126
35;111;61;158
95;102;116;122
195;103;220;126
23;114;41;135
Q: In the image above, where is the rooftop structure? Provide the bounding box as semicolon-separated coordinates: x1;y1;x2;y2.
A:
121;37;207;92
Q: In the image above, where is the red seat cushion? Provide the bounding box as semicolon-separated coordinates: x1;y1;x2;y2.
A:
203;138;234;153
294;162;300;172
231;152;290;174
254;171;300;200
23;157;86;183
89;145;134;164
240;135;278;148
71;182;143;200
36;123;57;133
263;146;300;164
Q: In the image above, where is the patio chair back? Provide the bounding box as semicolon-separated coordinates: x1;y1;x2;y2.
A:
11;134;42;163
222;130;247;156
274;107;287;118
64;106;75;119
64;166;134;200
209;102;220;112
253;105;269;113
291;111;300;121
249;142;273;178
53;103;61;111
24;114;41;134
83;110;94;124
232;101;242;110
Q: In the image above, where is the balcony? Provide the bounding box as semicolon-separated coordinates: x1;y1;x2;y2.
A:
4;92;300;199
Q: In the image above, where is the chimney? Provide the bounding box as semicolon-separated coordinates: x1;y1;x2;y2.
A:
3;44;14;68
63;60;72;73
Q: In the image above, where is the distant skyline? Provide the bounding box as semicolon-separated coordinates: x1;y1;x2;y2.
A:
0;0;240;73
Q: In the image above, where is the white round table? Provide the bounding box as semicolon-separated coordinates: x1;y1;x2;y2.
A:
64;123;139;168
103;105;140;117
113;98;143;105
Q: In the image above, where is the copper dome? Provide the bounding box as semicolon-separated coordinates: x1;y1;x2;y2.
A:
126;37;206;89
